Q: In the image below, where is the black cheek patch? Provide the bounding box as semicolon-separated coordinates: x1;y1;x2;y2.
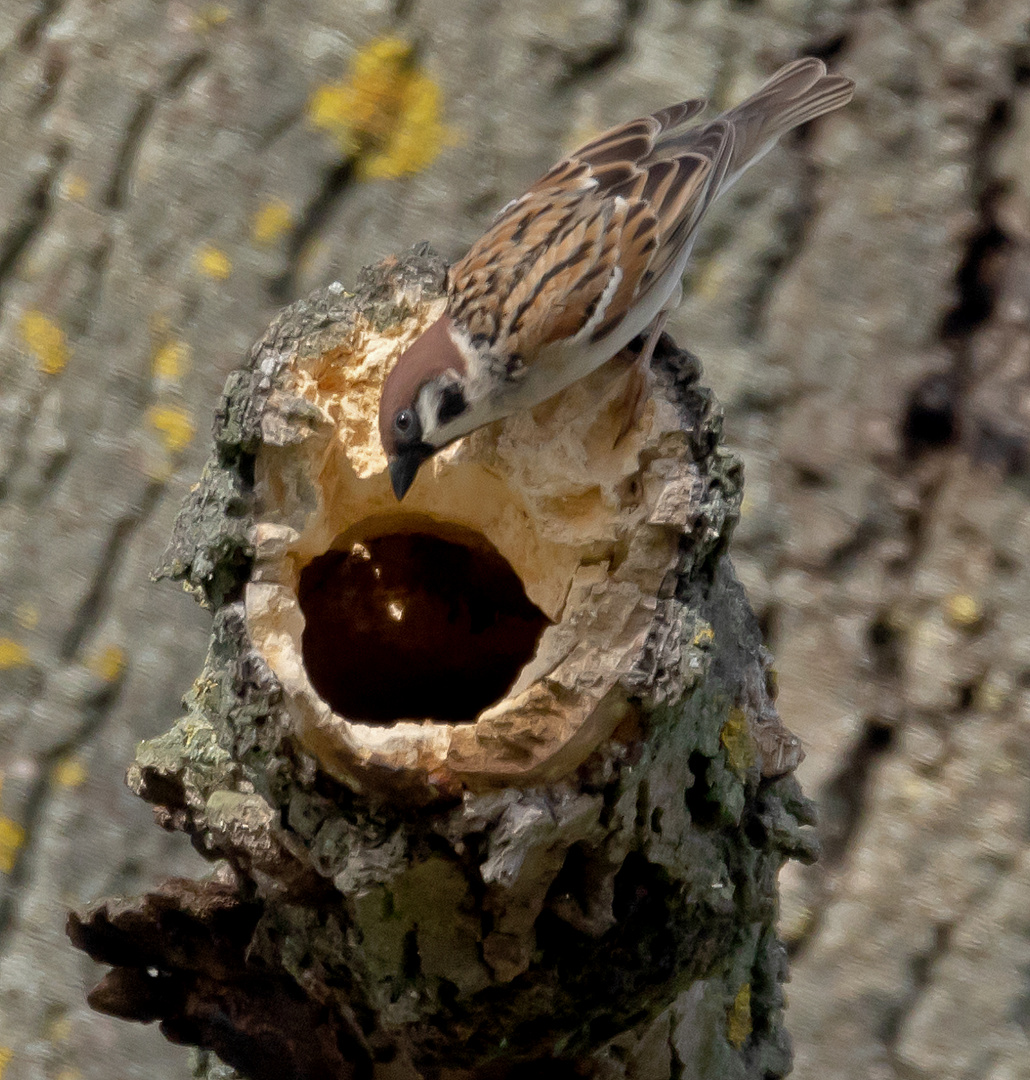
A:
438;384;468;425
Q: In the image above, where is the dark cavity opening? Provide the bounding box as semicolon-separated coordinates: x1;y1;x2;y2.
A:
297;522;550;724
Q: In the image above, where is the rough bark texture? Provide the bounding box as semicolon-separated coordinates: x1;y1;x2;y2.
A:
1;2;1029;1079
64;248;811;1080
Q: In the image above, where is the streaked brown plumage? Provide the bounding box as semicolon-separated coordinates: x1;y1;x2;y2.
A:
380;58;855;499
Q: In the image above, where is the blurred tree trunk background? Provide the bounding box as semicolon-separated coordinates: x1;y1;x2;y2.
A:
0;1;1028;1079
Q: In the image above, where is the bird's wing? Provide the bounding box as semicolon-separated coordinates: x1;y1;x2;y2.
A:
448;101;733;359
447;59;853;362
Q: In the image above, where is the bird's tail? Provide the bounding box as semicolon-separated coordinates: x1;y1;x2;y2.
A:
720;57;854;183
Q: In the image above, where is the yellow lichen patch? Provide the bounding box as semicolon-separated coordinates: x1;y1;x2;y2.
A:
898;771;936;809
945;593;983;629
45;1012;72;1043
868;187;897;217
252;198;293;245
89;643;126;682
692;624;714;648
562;119;603;156
779;904;814;946
152;338;192;383
0;1047;12;1080
54;756;88;789
298;237;327;281
195;244;233;280
15;602;38;630
0;638;30;669
191;3;231;30
726;982;752;1049
19;310;70;374
720;707;756;777
977;678;1006;713
147;404;196;453
182;718;208;749
308;36;448;180
0;817;26;874
692;255;729;303
62;175;90;201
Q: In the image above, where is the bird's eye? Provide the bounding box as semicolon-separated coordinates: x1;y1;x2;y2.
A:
393;408;422;447
394;409;414;434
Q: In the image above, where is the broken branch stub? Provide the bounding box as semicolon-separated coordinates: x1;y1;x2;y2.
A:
70;247;815;1080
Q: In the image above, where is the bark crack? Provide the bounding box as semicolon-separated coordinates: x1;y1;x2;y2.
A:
268;158;357;303
103;50;209;210
879;921;952;1052
737;32;852;342
16;0;65;52
904;58;1023;465
551;0;647;91
0;478;169;946
786;717;893;960
0;144;71;505
0;232;112;508
0;140;69;313
788;42;1028;976
0;478;164;951
59;478;167;662
66;236;114;340
0;675;123;948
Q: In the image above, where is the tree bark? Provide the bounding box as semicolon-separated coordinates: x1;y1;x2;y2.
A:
68;248;815;1080
2;3;1029;1080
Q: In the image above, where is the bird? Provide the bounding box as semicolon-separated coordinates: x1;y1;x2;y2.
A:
379;57;854;500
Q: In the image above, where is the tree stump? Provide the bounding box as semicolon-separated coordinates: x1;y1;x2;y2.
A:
67;247;816;1080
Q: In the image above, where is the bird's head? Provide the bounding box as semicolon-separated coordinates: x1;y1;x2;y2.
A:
379;315;472;500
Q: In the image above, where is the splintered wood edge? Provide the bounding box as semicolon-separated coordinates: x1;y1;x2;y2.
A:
243;294;702;797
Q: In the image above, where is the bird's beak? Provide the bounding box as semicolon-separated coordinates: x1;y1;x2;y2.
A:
388;446;432;500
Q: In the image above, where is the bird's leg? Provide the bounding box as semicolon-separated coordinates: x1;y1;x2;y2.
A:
615;310;668;446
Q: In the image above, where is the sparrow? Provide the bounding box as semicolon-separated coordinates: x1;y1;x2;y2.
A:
380;57;854;500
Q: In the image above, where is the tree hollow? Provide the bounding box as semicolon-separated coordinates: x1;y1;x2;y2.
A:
297;518;550;723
